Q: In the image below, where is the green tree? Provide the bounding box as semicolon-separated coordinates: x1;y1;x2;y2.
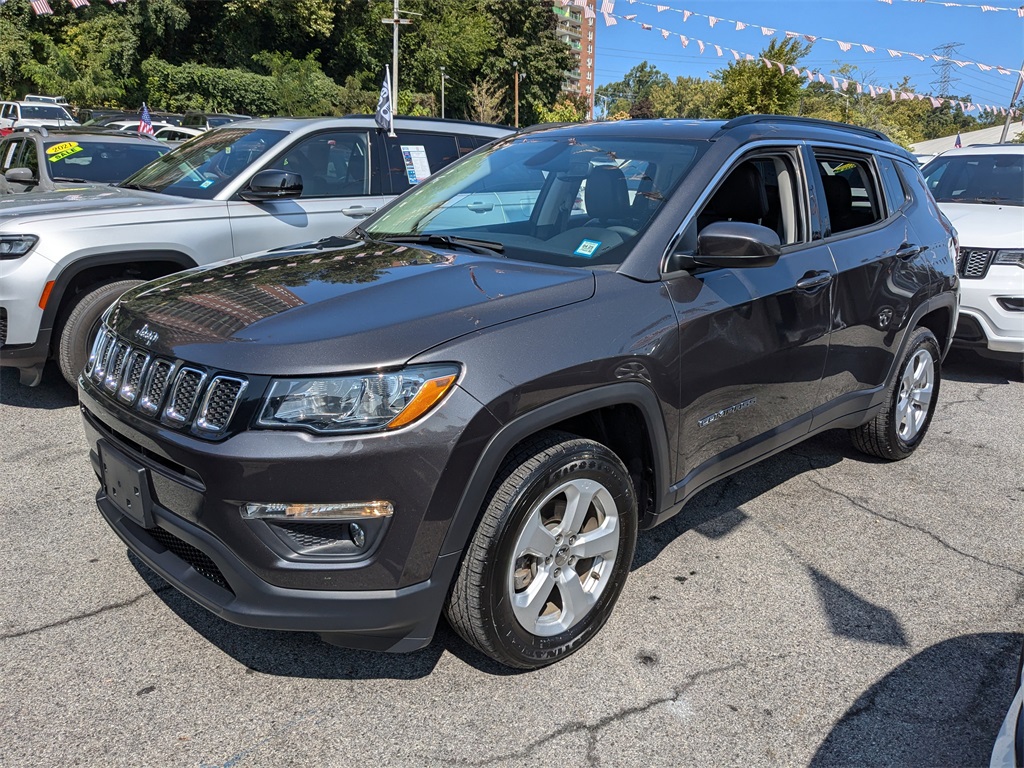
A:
650;76;724;118
714;38;811;118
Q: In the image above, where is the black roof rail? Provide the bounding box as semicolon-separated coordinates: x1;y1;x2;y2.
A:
719;114;891;143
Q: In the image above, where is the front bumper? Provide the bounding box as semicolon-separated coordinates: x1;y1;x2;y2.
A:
80;373;500;652
955;266;1024;356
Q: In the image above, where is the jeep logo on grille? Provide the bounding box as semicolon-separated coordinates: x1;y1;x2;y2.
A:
134;324;159;345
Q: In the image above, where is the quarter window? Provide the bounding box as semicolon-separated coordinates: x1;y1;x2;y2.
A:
877;157;910;215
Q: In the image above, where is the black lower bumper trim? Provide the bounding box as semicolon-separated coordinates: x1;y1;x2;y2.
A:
96;492;458;653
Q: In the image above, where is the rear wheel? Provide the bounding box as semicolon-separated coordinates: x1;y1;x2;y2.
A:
446;431;637;669
57;279;142;388
851;326;941;460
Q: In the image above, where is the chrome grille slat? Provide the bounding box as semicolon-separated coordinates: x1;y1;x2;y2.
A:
196;376;247;433
958;248;993;280
139;360;175;416
163;368;206;424
118;351;150;405
89;329;246;436
103;342;130;392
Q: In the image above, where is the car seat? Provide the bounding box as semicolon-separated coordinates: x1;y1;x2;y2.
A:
583;165;637;236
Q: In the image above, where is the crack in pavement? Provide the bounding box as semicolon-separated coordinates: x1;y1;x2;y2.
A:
800;471;1024;579
0;585;173;640
443;660;751;767
937;382;1001;413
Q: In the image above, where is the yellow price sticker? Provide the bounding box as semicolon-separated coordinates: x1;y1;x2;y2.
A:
48;145;84;163
46;141;79;155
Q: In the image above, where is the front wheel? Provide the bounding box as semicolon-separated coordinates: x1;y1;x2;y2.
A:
57;279;143;388
446;431;637;669
851;326;941;460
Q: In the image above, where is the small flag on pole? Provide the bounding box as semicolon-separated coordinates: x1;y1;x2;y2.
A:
30;0;53;15
376;66;395;137
69;0;90;7
139;103;154;135
954;132;962;148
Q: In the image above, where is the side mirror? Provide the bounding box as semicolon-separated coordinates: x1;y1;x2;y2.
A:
5;167;36;183
238;169;303;202
693;221;782;268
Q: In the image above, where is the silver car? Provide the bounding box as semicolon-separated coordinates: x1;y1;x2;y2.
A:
0;116;511;386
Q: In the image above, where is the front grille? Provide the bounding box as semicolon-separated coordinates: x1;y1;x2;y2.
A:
0;308;7;346
88;328;248;438
958;248;994;279
147;527;234;593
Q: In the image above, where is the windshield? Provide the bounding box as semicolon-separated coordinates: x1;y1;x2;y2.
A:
364;133;705;268
118;127;287;199
43;139;168;183
21;104;74;121
923;153;1023;206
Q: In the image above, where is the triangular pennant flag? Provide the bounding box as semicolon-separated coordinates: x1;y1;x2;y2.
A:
887;49;902;58
714;44;722;56
862;45;876;53
709;16;719;27
697;40;705;54
603;12;617;25
680;35;688;47
732;49;740;61
736;22;747;30
838;41;852;52
656;4;669;11
683;10;691;21
761;27;775;36
30;0;52;14
661;29;670;38
641;22;652;30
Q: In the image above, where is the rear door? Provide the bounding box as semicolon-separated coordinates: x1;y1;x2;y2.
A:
227;129;385;257
808;147;924;425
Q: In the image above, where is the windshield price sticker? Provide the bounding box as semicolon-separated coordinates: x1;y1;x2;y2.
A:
574;239;602;258
46;142;83;162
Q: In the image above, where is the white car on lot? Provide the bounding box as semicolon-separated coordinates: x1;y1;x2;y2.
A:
921;144;1024;364
0;116;511;386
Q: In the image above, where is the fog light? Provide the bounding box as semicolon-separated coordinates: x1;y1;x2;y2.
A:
350;523;366;548
241;501;393;521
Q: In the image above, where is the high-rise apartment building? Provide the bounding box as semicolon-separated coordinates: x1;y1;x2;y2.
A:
553;0;596;118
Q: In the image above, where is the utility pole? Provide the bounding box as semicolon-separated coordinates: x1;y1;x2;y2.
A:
513;61;520;128
381;0;413;108
999;59;1024;144
931;42;964;97
440;66;446;119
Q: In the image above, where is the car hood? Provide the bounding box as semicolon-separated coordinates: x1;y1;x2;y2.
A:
107;240;596;373
0;184;188;221
937;202;1024;248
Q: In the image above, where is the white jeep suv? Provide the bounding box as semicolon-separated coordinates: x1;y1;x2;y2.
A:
922;144;1024;364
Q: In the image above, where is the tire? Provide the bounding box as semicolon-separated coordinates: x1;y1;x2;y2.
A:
57;279;143;388
445;431;638;669
851;326;941;460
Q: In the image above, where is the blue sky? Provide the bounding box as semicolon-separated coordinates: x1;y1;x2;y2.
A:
593;0;1024;110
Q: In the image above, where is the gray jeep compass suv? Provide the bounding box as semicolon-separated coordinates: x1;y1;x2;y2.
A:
79;116;959;668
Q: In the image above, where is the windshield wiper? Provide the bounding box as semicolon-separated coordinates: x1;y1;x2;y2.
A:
119;182;159;192
375;233;505;255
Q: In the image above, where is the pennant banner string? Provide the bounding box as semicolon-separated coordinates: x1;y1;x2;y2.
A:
604;11;1021;117
607;0;1024;77
877;0;1024;14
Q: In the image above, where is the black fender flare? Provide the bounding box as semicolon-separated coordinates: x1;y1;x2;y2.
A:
437;381;674;560
40;250;196;334
883;289;958;389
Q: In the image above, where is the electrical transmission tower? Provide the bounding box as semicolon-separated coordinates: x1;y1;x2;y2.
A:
931;42;964;97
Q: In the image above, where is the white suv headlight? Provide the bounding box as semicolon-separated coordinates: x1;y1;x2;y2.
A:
993;249;1024;268
257;364;460;434
0;235;39;259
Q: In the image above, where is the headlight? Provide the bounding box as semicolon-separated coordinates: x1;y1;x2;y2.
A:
993;249;1024;268
257;364;460;434
0;235;39;260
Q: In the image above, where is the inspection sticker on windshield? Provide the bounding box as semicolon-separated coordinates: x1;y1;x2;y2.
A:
200;179;215;188
574;239;602;258
46;142;83;162
400;145;431;184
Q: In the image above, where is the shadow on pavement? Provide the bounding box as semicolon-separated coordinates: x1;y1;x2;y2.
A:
0;365;77;409
943;348;1023;385
811;632;1023;767
632;429;851;572
129;552;526;678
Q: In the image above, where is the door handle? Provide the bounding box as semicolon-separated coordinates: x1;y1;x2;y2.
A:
341;206;377;218
796;271;833;290
896;244;925;260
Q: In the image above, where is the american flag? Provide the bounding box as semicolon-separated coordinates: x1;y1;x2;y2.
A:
138;103;154;135
70;0;90;7
30;0;53;15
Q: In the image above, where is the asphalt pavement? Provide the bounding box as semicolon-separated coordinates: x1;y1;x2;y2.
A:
1;350;1021;767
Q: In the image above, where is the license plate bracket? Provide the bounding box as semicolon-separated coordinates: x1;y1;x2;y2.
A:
99;441;155;529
